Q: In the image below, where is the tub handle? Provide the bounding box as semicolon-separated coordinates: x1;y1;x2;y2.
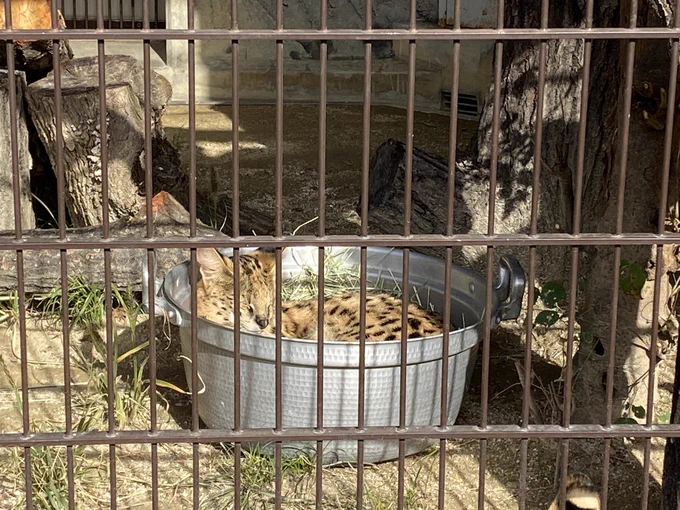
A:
142;251;183;326
494;255;526;322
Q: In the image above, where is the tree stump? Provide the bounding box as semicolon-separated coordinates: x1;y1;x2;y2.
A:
0;1;73;83
357;138;544;276
0;70;36;231
25;55;173;227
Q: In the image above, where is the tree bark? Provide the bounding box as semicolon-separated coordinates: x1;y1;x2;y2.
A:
358;138;539;274
0;70;36;232
472;0;678;432
0;2;73;83
25;55;173;227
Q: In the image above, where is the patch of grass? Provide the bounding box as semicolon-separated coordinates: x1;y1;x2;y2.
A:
34;279;139;329
0;289;175;508
281;249;435;312
0;354;90;510
199;443;317;509
282;249;374;302
0;278;139;330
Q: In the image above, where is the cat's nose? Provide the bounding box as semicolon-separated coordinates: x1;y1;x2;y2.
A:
255;316;269;329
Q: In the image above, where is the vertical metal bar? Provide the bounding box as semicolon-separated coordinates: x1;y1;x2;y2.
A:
275;245;283;510
230;0;242;507
356;1;371;505
519;2;548;509
105;258;116;508
5;8;33;504
479;3;504;509
640;11;679;508
84;0;89;29
275;1;284;507
232;244;242;510
187;4;195;240
439;1;460;507
141;0;158;505
397;3;417;504
17;251;32;510
601;3;637;509
186;0;199;508
275;2;283;242
357;245;367;509
119;0;123;27
558;3;594;509
102;77;116;510
108;0;112;28
96;14;113;509
51;0;75;505
316;0;328;506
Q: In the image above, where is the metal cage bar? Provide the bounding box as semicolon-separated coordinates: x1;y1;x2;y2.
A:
2;0;680;507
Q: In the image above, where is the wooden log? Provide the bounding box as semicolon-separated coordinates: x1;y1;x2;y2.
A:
0;70;36;231
25;56;173;227
356;138;538;276
0;192;258;294
0;2;73;83
357;138;478;261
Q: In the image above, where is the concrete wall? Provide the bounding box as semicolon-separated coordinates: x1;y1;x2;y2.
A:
165;0;496;113
62;0;166;23
167;0;441;66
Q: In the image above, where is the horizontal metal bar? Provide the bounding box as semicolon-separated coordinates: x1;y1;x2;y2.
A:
1;232;680;251
2;27;680;41
1;424;678;447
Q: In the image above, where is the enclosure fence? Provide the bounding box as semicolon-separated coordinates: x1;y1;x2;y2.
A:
2;0;680;508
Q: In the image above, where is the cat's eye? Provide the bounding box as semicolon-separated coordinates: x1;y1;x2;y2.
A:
247;305;254;314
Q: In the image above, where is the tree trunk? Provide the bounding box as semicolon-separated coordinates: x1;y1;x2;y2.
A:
475;0;676;430
0;70;36;231
25;55;173;227
0;1;73;83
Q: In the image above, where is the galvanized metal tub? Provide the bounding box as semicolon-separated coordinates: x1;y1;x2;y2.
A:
143;246;525;465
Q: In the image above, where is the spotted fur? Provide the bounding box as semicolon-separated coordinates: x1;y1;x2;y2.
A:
195;247;445;341
548;474;601;510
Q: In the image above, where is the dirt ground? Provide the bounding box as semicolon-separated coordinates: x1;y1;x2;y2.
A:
161;104;479;236
0;104;676;509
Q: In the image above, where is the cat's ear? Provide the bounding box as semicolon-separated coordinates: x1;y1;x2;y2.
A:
197;248;233;290
252;247;284;275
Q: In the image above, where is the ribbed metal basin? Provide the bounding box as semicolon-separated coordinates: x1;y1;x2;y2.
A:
147;246;525;465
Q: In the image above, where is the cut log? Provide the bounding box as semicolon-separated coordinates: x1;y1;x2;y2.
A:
356;138;535;275
0;70;36;231
0;191;269;294
25;55;173;227
356;138;472;241
0;2;73;83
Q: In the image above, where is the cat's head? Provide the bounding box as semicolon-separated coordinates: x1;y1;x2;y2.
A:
196;247;286;333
